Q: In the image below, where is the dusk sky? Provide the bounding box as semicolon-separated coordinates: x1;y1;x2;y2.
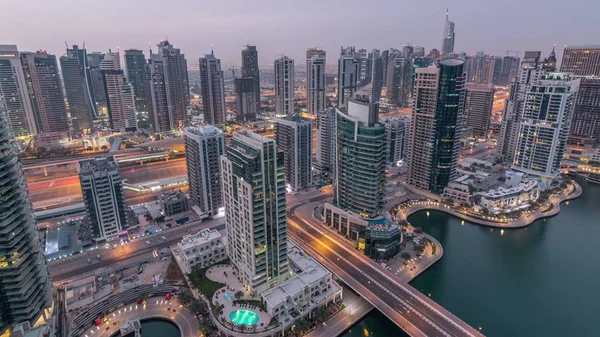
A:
2;0;597;67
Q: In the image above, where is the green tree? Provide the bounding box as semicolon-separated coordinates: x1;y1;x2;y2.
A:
238;324;247;332
177;290;193;307
189;299;207;316
314;306;328;323
401;252;411;260
234;290;244;300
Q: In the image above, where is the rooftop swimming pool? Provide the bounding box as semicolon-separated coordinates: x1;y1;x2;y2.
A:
229;309;259;325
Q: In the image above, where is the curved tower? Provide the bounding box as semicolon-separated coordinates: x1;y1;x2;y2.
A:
0;110;51;334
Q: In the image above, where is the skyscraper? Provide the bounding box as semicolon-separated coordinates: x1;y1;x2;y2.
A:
408;59;466;194
241;45;260;113
184;126;225;215
78;156;128;241
568;78;600;145
464;83;494;140
20;50;68;134
366;49;384;102
315;107;336;176
386;53;414;107
0;109;52;335
306;48;326;115
442;9;456;56
87;52;107;108
334;86;387;218
235;77;258;122
337;47;360;108
498;56;521;86
274;56;294;116
275;115;313;191
0;45;36;137
560;45;600;76
124;49;149;112
221;131;288;294
146;40;189;132
497;51;550;162
512;73;579;180
101;51;137;130
60;46;95;133
199;51;226;125
65;45;97;116
384;117;410;165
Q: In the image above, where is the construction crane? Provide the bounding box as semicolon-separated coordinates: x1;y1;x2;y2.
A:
496;50;520;57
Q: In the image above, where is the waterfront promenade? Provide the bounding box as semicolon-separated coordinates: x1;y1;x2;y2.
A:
397;182;582;228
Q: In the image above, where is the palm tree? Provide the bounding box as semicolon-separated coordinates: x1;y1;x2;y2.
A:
189;299;206;316
177;290;193;307
239;324;247;332
234;290;244;300
401;252;411;261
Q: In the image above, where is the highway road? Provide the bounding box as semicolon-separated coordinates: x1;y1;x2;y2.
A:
287;199;483;337
29;158;187;209
49;217;226;283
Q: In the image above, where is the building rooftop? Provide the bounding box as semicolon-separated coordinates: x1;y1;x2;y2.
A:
78;156;119;175
565;45;600;49
185;125;223;137
179;228;222;251
0;44;19;56
158;190;186;203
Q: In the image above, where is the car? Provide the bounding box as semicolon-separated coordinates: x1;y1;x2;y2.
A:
161;236;167;241
96;255;101;260
145;241;151;245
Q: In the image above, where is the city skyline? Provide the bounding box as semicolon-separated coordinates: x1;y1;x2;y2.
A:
2;0;596;67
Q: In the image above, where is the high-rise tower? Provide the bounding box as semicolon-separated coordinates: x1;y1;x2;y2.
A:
146;40;189;132
334;86;387;218
464;83;494;140
184;126;225;215
0;45;36;137
21;50;68;134
235;77;258;122
274;56;295;116
60;45;95;133
241;45;261;113
199;51;226;125
101;51;137;130
442;9;456;56
497;51;548;162
306;48;326;115
408;59;466;194
337;47;360;108
0;109;52;335
78;156;128;241
124;49;149;112
221;131;288;294
512;73;579;181
560;45;600;76
275;115;313;191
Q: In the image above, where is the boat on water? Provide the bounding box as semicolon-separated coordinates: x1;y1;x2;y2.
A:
587;173;600;184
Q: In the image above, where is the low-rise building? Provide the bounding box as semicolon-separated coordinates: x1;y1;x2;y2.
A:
323;203;402;259
158;190;189;216
442;182;471;205
475;180;539;215
261;243;342;324
177;228;226;271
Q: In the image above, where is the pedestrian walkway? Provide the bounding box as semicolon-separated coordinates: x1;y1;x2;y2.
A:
397;182;582;228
